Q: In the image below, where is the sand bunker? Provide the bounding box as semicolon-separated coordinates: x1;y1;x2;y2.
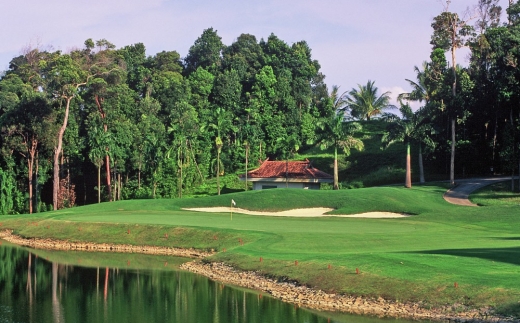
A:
182;207;409;218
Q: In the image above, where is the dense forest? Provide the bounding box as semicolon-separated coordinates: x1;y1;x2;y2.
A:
0;0;519;214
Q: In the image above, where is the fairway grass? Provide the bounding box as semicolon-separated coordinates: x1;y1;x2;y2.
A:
1;184;520;317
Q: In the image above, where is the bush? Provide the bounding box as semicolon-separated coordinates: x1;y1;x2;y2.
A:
342;181;364;189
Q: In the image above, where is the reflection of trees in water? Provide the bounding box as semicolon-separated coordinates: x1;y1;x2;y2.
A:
52;262;64;323
0;245;332;323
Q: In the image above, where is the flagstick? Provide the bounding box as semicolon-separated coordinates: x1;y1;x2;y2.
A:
230;201;233;221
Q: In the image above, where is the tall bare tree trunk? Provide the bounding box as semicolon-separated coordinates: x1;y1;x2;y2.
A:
179;155;183;199
217;149;221;195
118;173;122;201
450;118;456;186
450;45;457;187
405;143;412;188
96;96;112;201
245;144;249;191
138;159;141;190
35;152;39;212
511;109;515;192
27;157;33;214
97;165;101;203
333;147;339;190
105;153;112;201
53;97;72;210
188;140;204;182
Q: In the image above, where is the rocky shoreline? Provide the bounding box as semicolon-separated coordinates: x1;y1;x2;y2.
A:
0;229;213;259
0;229;516;322
180;261;515;323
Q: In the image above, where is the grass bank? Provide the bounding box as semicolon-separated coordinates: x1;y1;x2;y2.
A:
1;183;519;317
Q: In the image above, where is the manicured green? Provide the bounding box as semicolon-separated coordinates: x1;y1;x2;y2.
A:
1;183;520;316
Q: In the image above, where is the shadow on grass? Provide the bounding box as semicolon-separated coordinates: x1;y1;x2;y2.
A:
492;237;520;241
221;186;245;194
475;193;519;199
409;247;520;266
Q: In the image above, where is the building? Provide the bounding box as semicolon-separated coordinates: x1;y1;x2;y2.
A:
239;158;333;190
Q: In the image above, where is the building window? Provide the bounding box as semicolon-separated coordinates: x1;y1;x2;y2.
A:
261;185;278;189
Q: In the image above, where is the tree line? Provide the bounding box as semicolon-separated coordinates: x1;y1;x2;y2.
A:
1;0;520;215
0;30;336;213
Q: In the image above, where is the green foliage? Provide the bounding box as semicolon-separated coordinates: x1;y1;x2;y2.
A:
345;80;396;121
0;167;14;214
1;23;520;210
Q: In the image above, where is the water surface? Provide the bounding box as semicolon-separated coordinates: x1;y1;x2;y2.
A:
0;241;425;323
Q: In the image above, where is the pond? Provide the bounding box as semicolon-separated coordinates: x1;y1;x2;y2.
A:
0;241;425;323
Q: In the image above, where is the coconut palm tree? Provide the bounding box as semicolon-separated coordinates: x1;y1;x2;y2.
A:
329;85;349;110
396;62;436;184
315;113;364;190
381;103;434;188
398;62;431;105
345;80;396;120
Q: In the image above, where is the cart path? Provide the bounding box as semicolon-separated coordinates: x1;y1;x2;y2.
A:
443;177;514;206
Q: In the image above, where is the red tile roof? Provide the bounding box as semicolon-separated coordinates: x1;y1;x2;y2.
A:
243;159;333;180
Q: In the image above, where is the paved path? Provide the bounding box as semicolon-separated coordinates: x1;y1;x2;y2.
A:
443;177;514;206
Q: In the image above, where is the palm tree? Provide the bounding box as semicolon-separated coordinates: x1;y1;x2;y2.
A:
208;107;233;195
88;125;111;203
397;62;436;184
397;62;431;105
345;80;396;120
381;103;434;188
329;85;349;110
316;113;364;190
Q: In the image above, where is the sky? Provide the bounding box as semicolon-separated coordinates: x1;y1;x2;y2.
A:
0;0;510;108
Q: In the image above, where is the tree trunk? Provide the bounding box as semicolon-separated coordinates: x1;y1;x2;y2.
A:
405;143;412;188
188;140;204;182
418;144;425;183
245;145;248;191
450;118;456;186
492;115;497;170
35;152;39;212
27;156;33;214
333;147;339;190
217;149;221;195
97;164;101;203
179;157;183;199
511;109;515;192
53;97;73;210
138;158;141;190
450;34;457;187
153;178;156;198
105;154;112;202
118;173;121;201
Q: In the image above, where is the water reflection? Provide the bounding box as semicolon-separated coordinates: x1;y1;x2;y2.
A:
0;242;419;323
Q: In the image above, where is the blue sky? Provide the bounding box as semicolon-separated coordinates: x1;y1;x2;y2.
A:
0;0;510;107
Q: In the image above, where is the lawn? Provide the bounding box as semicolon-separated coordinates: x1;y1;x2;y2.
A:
1;183;519;316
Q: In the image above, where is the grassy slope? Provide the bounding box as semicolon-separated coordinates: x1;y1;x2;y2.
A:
2;184;520;314
297;120;440;188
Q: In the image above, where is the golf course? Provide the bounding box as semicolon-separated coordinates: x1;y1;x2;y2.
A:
1;180;520;319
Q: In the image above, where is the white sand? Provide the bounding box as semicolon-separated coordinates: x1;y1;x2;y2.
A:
182;207;409;218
